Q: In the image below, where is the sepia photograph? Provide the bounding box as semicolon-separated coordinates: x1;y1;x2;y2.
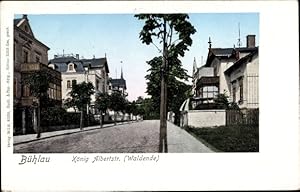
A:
13;13;259;153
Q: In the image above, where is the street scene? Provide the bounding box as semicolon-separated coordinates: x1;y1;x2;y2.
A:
13;14;259;153
14;120;213;153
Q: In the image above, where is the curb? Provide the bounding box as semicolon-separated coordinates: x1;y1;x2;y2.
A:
14;120;141;146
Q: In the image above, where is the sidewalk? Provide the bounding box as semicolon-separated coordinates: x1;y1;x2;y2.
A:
167;122;214;153
13;121;139;145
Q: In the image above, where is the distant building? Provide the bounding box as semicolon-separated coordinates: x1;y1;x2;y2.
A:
108;68;127;96
48;54;110;113
192;35;259;109
14;15;62;134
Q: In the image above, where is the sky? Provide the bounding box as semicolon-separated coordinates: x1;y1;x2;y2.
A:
16;13;259;101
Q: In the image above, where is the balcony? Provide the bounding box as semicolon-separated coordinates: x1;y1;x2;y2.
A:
196;76;219;89
20;62;61;79
20;62;43;72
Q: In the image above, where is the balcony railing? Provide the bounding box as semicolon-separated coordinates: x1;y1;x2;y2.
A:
20;62;61;79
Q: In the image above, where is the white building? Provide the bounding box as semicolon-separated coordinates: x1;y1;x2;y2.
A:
192;35;259;109
48;54;110;113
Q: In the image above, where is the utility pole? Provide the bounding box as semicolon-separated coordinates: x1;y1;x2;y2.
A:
159;17;168;153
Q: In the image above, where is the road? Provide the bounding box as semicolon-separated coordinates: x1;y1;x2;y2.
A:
14;120;213;153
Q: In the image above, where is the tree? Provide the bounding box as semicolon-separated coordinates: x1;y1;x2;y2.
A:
214;92;240;110
95;92;110;127
23;69;53;138
109;92;126;125
68;82;95;130
145;57;192;125
135;14;196;152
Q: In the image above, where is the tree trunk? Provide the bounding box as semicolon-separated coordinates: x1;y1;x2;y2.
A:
87;104;89;127
36;106;41;138
80;109;84;130
159;18;168;153
22;108;26;135
100;110;103;128
114;111;117;125
33;107;38;136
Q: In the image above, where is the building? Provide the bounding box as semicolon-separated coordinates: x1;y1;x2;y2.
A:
14;15;62;135
108;68;127;96
192;35;259;109
48;54;110;113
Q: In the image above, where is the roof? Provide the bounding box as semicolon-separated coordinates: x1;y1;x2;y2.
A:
81;58;109;72
110;78;127;89
14;16;51;50
210;48;235;57
49;56;78;63
49;57;109;73
236;47;258;53
14;18;22;26
205;46;259;67
196;76;219;88
225;49;258;75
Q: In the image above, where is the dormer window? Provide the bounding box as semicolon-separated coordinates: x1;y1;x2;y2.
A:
68;63;75;71
48;64;55;70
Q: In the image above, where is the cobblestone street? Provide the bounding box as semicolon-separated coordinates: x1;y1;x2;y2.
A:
14;120;214;153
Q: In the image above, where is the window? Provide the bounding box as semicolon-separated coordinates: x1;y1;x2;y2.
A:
96;79;99;90
22;85;30;97
67;80;71;88
232;86;236;103
239;78;244;103
72;80;77;87
36;56;40;63
23;50;29;63
24;25;29;33
14;78;17;97
48;83;55;99
53;84;57;100
57;86;62;100
68;64;73;71
199;86;218;99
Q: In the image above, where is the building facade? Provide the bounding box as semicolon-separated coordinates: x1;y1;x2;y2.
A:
108;68;127;96
192;35;259;109
48;54;110;113
14;15;62;134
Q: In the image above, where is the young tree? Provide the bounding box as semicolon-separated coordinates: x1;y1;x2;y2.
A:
23;69;53;138
95;92;110;127
68;82;95;130
135;14;196;152
109;92;126;125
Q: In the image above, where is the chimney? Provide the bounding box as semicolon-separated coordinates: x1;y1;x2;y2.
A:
246;35;256;48
23;14;28;20
76;54;79;60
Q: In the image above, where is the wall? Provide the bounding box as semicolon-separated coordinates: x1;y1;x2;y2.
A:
246;55;259;108
198;67;214;78
186;109;226;128
61;72;85;102
219;59;235;94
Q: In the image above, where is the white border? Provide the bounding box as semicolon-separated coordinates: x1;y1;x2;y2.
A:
1;1;299;191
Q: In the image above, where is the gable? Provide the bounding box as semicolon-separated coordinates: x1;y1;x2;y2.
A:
15;17;35;37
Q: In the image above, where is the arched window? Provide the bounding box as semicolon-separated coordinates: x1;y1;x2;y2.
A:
67;80;71;88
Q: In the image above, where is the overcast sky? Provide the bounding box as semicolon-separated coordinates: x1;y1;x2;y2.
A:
16;13;259;101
